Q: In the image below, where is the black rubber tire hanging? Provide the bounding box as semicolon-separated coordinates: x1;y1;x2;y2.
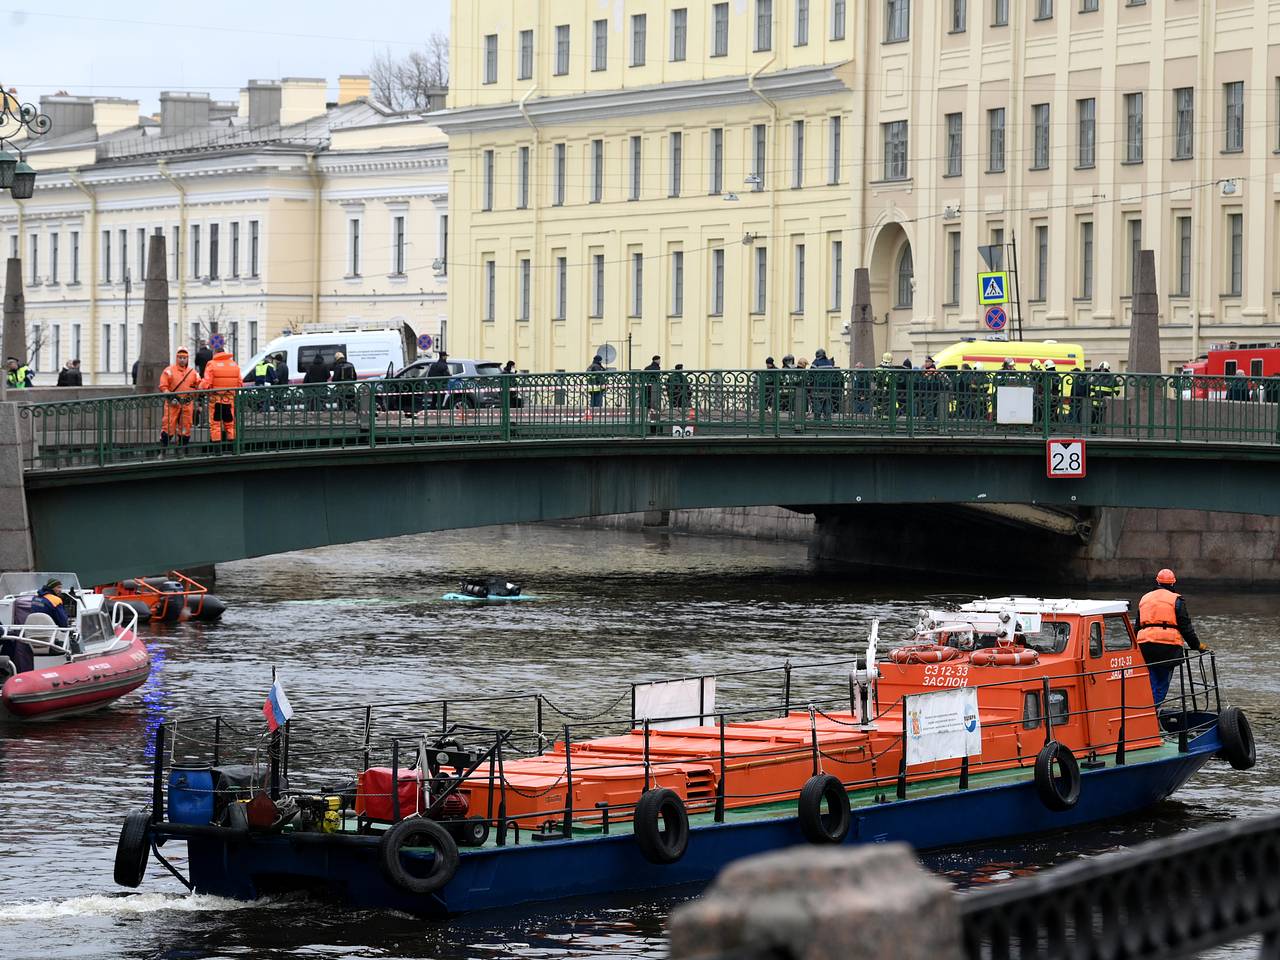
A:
113;810;152;888
633;788;689;865
1034;741;1081;812
379;816;459;895
797;774;851;844
1217;706;1256;770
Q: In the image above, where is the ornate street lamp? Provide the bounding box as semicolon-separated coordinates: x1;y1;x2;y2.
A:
0;88;51;199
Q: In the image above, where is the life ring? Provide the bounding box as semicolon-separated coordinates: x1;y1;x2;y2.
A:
1217;706;1256;771
797;774;851;844
113;810;152;888
970;646;1040;667
633;788;689;865
890;644;964;665
1034;741;1081;812
378;816;459;895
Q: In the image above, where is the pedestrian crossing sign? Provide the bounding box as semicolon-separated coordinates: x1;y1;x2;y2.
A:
978;272;1009;305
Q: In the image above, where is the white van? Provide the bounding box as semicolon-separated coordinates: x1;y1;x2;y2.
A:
240;324;417;384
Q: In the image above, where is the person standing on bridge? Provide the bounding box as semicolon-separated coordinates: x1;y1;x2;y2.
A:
5;356;33;389
194;340;213;377
1136;568;1203;705
199;345;243;448
586;355;607;417
159;348;200;449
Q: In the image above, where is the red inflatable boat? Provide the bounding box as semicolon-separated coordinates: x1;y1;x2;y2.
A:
0;572;150;722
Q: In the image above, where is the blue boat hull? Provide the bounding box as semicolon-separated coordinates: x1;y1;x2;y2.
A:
440;593;537;602
178;729;1221;917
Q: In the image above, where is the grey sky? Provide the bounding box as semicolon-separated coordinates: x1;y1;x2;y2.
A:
1;1;451;114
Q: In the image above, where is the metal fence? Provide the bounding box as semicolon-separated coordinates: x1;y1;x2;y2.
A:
16;369;1280;472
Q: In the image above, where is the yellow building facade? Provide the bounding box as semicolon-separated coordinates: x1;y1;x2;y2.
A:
445;1;1280;372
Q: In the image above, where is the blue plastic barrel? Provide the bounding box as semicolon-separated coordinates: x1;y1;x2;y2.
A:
168;765;215;825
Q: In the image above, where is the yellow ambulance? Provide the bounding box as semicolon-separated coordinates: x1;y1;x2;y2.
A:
929;339;1087;371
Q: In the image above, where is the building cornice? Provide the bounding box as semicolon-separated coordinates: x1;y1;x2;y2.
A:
434;62;855;134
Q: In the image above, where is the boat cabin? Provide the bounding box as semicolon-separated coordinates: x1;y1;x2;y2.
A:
0;572;127;676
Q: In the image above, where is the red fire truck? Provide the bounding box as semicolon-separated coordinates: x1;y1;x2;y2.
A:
1180;342;1280;399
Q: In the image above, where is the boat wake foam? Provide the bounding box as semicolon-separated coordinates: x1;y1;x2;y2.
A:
0;892;275;922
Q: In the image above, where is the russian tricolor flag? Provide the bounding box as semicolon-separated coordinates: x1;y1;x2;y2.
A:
262;679;293;732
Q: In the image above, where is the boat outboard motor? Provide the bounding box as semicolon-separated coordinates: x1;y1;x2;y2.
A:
460;579;489;599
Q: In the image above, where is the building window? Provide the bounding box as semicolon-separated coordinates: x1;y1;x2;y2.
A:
754;246;768;313
556;256;567;319
439;214;448;275
945;113;962;176
1228;212;1243;296
483;149;495;210
756;0;773;51
1079;220;1093;299
832;0;847;39
592;20;607;71
671;250;685;316
792;120;804;189
671;8;687;61
630;135;642;200
711;248;725;315
1036;0;1053;19
49;232;58;284
592;253;605;317
829;115;842;184
993;0;1008;25
951;0;966;32
189;224;199;279
518;146;530;209
1032;103;1050;169
669;132;682;197
51;323;61;370
554;143;566;206
1077;98;1095;167
591;140;604;203
484;34;498;84
555;24;570;75
120;229;128;284
1035;225;1048;301
484;260;496;321
989;227;1004;268
347;219;360;277
886;0;909;41
946;231;960;305
70;231;79;283
72;323;80;363
393;215;406;275
831;238;843;310
883;120;908;180
519;29;534;80
1224;81;1244;152
248;320;258;356
1127;219;1142;295
1125;93;1144;163
519;258;531;320
796;0;809;45
631;251;644;316
1176;216;1192;296
1081;0;1098;10
712;3;729;56
249;221;259;277
988;108;1005;172
1174;87;1194;160
710;127;724;194
753;124;767;190
631;14;647;66
28;234;37;285
103;325;110;374
230;222;240;278
896;246;913;307
794;243;806;313
137;226;146;280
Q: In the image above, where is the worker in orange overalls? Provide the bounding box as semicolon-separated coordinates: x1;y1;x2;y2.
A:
199;346;243;446
159;347;200;448
1136;568;1204;705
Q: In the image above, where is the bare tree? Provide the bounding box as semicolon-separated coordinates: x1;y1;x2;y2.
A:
367;33;449;112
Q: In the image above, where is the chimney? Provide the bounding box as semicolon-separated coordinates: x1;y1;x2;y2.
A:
159;91;211;138
279;77;327;125
338;74;371;105
247;80;282;128
38;95;94;135
91;98;140;135
209;100;238;124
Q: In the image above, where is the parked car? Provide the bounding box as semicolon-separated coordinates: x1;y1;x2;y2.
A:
240;325;417;385
379;358;505;411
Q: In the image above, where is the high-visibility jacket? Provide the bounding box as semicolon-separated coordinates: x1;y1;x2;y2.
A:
200;352;243;399
160;363;200;399
1138;588;1184;646
6;365;31;388
253;360;274;385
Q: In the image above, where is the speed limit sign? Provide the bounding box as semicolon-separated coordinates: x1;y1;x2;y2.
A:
1046;439;1086;478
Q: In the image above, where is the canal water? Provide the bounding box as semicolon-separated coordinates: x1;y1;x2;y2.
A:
0;525;1273;960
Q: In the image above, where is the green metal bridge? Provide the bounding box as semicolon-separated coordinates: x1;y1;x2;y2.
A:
15;369;1280;583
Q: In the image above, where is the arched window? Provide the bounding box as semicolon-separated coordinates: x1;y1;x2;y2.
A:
896;245;914;307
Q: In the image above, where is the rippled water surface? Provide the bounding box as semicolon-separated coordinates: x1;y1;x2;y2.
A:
0;525;1274;960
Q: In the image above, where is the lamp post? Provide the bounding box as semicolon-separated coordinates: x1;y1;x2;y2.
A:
0;89;51;199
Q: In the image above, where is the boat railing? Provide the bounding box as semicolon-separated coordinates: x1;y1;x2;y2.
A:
110;596;140;637
1;622;76;656
147;650;1224;843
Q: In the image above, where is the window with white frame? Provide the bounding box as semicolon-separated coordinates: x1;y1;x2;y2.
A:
671;249;684;316
669;132;682;197
189;225;198;279
753;124;766;189
49;231;58;284
754;246;768;313
592;253;605;317
1127;218;1142;295
483;149;495;210
993;0;1008;25
631;251;644;316
438;214;448;275
671;8;687;61
348;219;361;277
485;260;496;320
555;24;570;75
230;222;240;278
794;243;806;313
711;248;725;315
896;246;913;307
829;115;842;183
208;223;219;280
1173;87;1194;160
1077;98;1095;167
796;0;809;45
28;234;38;285
1035;224;1049;300
951;0;966;32
1227;212;1243;296
70;231;79;283
945;113;962;176
1036;0;1052;19
593;19;607;71
710;128;724;194
1032;103;1050;169
555;255;567;319
518;146;530;209
519;30;534;80
1125;93;1143;163
830;238;843;311
946;231;961;304
793;120;805;188
519;258;531;319
630;135;642;199
1079;220;1093;299
988;108;1005;172
484;34;498;83
554;143;566;206
249;221;259;277
886;0;909;41
712;3;729;56
631;14;647;66
591;140;604;203
756;0;772;51
392;215;406;275
137;226;146;279
883;120;908;180
1224;81;1244;152
1176;216;1192;296
101;229;112;281
119;229;128;284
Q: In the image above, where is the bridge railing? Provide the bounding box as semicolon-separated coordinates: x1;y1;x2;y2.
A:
14;369;1280;471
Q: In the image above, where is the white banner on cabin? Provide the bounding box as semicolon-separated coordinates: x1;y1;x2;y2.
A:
633;677;716;730
904;687;982;766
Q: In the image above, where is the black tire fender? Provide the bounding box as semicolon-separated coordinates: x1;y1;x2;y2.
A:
113;810;151;888
1218;706;1256;771
379;816;459;895
797;774;851;844
633;788;689;865
1034;741;1081;812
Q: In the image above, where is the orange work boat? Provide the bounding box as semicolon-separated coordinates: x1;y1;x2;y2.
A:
96;571;226;624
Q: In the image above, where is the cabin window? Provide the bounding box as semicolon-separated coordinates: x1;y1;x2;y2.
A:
1089;621;1103;658
1047;690;1069;726
297;344;346;370
1023;691;1042;730
1104;615;1134;651
79;611;113;646
1024;690;1070;731
1025;621;1071;655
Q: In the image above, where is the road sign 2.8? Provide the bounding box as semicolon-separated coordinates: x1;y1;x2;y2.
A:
1046;439;1086;478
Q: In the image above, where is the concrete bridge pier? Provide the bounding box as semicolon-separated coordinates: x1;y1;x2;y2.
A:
0;402;34;571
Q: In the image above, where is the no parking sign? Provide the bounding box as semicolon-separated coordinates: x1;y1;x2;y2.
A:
984;305;1007;332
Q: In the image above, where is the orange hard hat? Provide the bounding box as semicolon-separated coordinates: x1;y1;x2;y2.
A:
1156;568;1177;585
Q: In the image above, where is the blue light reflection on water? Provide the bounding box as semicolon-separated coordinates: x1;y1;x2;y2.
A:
139;638;171;762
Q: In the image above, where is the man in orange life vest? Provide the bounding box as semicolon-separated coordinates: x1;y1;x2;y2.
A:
1136;568;1203;704
199;343;243;446
159;347;200;448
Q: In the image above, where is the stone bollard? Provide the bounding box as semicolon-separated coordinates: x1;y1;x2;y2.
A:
668;844;963;960
0;401;34;570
